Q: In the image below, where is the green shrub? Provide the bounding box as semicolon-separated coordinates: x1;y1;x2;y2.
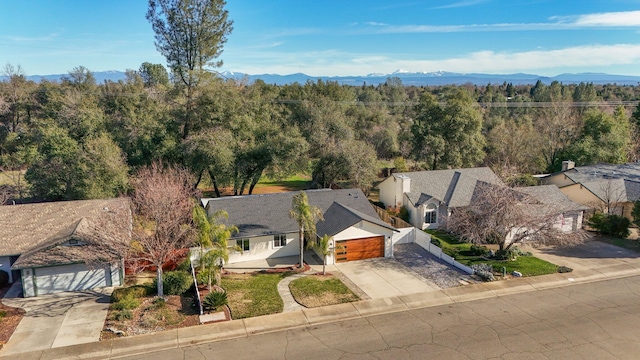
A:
430;238;442;248
196;271;209;286
397;206;410;223
176;257;192;272
203;290;228;311
0;309;6;322
469;244;489;256
558;266;573;273
153;270;193;295
112;294;140;310
0;270;9;288
111;285;150;302
370;200;386;209
114;309;133;321
588;213;630;238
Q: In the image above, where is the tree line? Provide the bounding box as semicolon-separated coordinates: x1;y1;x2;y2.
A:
1;64;640;203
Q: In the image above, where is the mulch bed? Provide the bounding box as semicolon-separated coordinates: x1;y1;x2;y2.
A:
101;294;200;340
0;285;25;350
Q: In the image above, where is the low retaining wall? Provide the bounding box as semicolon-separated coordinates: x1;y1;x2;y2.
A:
392;227;474;275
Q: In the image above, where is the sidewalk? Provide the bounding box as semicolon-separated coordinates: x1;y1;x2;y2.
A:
5;260;640;360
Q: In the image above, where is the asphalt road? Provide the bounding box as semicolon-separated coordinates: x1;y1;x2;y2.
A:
119;275;640;360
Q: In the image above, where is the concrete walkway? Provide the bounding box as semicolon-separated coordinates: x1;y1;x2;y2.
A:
277;273;308;312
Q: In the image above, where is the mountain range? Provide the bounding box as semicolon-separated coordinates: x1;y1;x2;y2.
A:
4;70;640;86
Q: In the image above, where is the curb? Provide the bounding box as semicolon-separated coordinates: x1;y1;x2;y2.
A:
3;266;640;360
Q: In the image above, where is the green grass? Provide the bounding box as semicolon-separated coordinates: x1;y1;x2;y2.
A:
289;275;359;308
426;230;559;277
221;272;291;319
199;174;312;197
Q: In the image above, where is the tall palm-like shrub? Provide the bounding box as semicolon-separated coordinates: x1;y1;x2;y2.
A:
308;234;332;275
192;206;238;288
289;191;323;269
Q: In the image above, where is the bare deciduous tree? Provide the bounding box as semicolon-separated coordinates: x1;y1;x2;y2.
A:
130;162;196;297
446;184;585;256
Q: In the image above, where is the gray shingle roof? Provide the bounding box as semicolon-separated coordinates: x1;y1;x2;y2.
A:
550;162;640;186
11;216;127;269
317;202;396;237
205;188;394;239
393;167;504;208
516;185;589;213
0;198;130;257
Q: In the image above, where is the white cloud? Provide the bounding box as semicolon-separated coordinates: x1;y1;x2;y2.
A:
366;11;640;34
224;44;640;77
558;11;640;27
430;0;490;10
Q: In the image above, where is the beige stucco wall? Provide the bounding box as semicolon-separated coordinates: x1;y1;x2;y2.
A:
542;173;577;188
378;176;403;208
559;183;603;209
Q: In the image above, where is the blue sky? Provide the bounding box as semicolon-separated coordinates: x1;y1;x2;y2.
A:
1;0;640;77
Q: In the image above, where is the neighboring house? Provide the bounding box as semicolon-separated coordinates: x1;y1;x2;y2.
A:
540;161;640;219
377;167;505;230
202;188;398;265
0;199;129;297
515;185;588;232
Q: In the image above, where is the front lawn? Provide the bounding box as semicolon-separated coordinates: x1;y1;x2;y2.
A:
289;275;359;308
221;272;292;319
426;230;559;277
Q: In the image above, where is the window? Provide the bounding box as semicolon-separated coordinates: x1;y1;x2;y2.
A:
273;234;287;248
236;239;250;251
425;203;437;224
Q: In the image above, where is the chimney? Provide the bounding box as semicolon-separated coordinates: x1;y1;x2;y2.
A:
398;175;411;194
561;160;575;171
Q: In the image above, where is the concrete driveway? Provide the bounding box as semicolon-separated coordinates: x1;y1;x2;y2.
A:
335;257;440;299
528;237;640;272
0;284;112;356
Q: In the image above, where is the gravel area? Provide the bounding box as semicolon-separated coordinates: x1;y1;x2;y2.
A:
394;243;475;289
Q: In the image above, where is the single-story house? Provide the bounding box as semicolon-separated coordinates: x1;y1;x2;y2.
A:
540;161;640;218
515;185;588;232
202;188;398;265
377;167;505;230
0;198;129;297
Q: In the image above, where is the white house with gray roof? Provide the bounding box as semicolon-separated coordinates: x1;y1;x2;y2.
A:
202;189;397;265
378;167;505;230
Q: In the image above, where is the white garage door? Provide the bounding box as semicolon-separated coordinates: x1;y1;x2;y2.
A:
35;263;111;295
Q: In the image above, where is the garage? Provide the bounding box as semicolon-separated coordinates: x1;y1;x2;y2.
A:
335;236;385;263
32;263;114;296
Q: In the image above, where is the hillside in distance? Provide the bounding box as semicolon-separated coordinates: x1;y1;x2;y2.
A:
5;70;640;86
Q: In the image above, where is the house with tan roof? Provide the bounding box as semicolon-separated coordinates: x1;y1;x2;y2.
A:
0;198;129;297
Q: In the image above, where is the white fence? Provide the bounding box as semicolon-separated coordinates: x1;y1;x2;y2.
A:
392;227;474;275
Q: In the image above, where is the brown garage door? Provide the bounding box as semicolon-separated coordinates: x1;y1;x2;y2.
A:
335;236;385;263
